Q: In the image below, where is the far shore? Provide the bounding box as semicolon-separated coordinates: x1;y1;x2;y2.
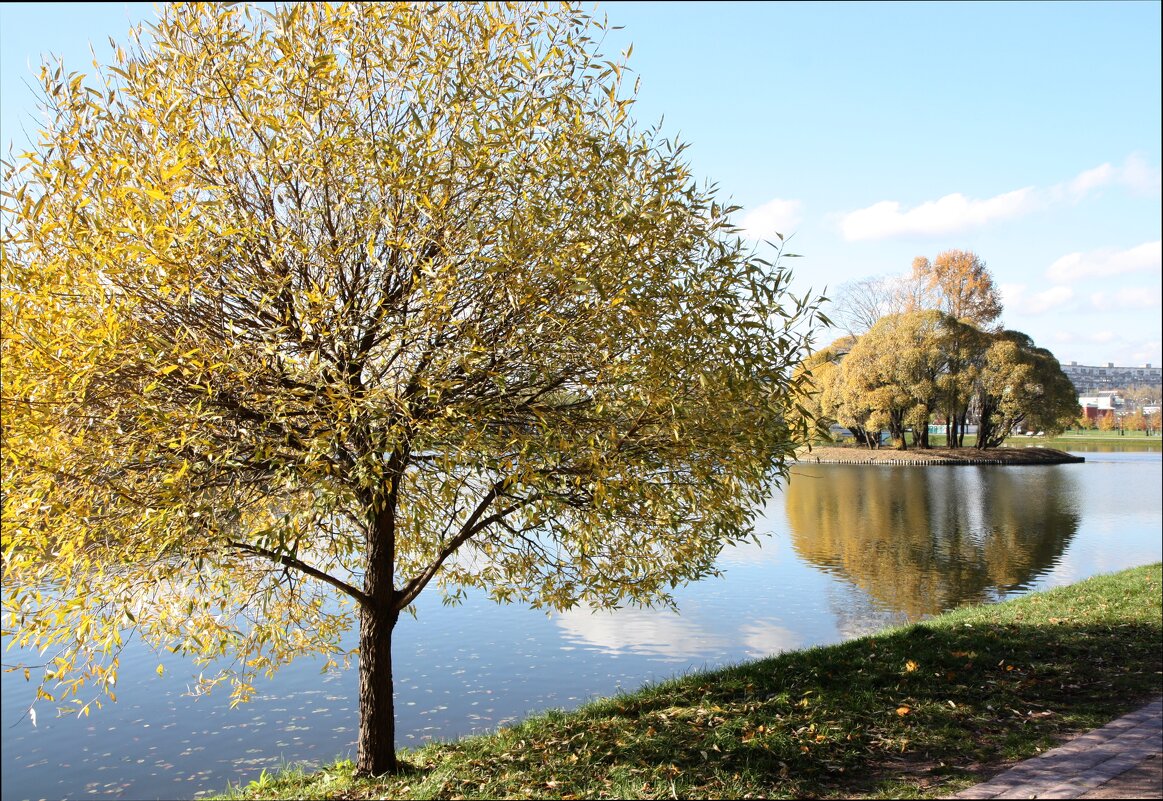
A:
797;444;1085;465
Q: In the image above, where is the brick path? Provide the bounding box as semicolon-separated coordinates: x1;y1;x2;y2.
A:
949;697;1162;799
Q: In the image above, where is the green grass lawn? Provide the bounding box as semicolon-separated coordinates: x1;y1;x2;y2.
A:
859;430;1161;449
216;563;1163;800
1038;430;1160;442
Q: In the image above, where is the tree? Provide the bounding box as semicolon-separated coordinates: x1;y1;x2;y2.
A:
791;335;860;443
839;311;951;450
973;332;1078;447
1;3;823;777
794;335;887;449
909;250;1003;329
934;316;988;448
830;275;916;336
1112;384;1162;407
908;251;1002;446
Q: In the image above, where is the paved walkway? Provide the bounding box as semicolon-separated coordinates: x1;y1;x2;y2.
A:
949;697;1162;799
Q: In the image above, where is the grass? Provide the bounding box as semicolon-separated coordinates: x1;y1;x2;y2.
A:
215;563;1162;800
1035;431;1161;450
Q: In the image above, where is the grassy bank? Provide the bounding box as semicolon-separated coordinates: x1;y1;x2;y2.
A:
933;431;1159;449
217;564;1162;800
811;431;1160;453
1032;431;1161;451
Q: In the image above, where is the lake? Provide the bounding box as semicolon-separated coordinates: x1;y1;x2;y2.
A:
3;450;1160;800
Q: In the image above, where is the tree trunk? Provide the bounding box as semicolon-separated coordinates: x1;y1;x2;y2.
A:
356;599;399;776
356;504;401;777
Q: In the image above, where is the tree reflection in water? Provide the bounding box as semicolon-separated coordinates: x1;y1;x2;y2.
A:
785;465;1081;619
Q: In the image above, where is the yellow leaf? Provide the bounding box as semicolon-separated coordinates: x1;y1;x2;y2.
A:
156;664;165;677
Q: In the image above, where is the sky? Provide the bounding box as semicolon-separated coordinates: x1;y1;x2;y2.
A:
2;2;1160;368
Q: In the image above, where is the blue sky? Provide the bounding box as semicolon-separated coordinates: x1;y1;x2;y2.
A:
2;2;1160;368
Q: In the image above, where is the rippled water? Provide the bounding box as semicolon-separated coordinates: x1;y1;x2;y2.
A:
3;451;1160;800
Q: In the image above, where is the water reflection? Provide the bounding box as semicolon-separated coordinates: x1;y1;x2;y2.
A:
785;465;1081;619
552;603;804;661
1052;441;1160;453
554;603;730;660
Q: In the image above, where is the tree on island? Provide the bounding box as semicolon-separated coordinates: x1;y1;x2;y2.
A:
839;311;952;450
974;331;1079;447
0;3;823;777
802;251;1075;450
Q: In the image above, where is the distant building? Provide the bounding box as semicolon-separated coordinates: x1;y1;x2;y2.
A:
1060;362;1161;394
1078;392;1124;421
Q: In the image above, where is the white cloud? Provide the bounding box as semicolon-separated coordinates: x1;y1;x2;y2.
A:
1047;331;1161;370
839;188;1036;241
1091;287;1162;312
1060;154;1162;200
999;282;1024;310
1000;283;1075;315
1066;163;1114;199
1131;341;1162;364
1045;240;1162;284
839;154;1161;242
1120;153;1163;195
739;197;803;240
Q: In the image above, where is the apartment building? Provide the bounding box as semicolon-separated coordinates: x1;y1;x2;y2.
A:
1061;362;1161;395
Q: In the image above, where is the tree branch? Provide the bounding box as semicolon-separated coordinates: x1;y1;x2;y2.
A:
393;477;541;611
227;540;370;606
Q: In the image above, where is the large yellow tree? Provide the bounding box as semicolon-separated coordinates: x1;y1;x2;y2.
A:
0;3;822;776
839;311;951;450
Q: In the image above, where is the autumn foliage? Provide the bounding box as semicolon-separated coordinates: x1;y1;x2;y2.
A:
0;2;823;775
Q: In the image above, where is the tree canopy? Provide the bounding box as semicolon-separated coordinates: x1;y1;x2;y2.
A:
975;331;1079;447
1;2;822;776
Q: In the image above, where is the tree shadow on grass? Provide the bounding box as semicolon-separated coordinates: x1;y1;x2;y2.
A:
465;617;1161;798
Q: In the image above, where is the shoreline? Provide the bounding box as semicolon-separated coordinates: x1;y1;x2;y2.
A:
796;444;1085;465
